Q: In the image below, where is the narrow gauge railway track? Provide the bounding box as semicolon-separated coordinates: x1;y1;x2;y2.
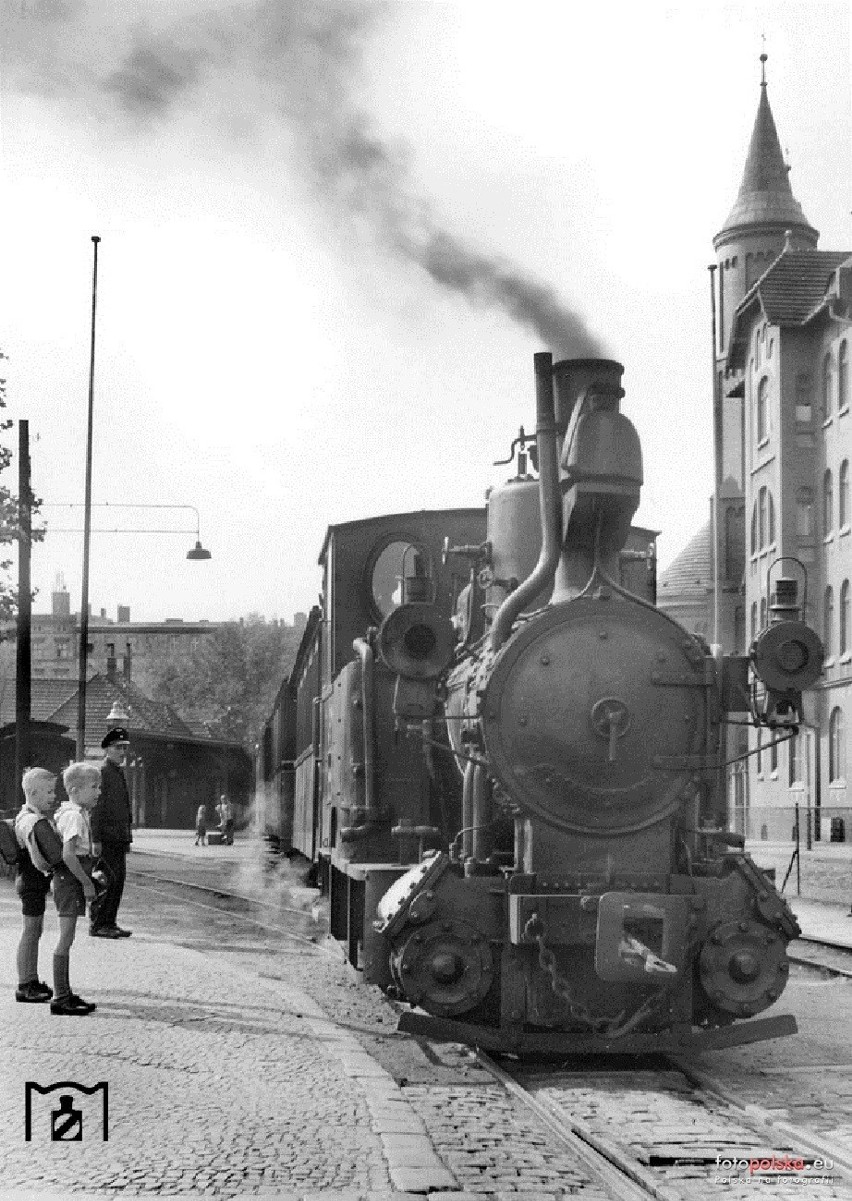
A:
124;860;328;953
478;1051;852;1200
124;863;852;1197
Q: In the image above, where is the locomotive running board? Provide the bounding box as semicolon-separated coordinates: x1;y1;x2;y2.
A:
396;1011;798;1055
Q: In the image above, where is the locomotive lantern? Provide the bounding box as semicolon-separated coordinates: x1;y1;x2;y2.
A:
261;352;824;1056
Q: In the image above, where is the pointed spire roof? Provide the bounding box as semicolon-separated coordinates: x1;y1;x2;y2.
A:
716;56;817;244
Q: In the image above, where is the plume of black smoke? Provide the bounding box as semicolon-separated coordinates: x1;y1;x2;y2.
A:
4;0;603;358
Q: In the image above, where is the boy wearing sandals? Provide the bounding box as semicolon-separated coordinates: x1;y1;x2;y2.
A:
51;762;102;1016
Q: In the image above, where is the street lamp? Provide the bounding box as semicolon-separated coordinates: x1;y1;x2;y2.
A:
41;502;213;561
38;501;212;757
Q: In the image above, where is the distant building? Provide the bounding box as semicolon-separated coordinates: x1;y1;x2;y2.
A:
657;517;714;639
28;585;223;690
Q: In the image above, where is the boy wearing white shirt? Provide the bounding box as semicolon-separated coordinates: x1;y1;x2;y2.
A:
51;762;101;1016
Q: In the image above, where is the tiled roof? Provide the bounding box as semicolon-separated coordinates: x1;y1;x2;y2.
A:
18;674;198;743
717;84;815;240
0;679;77;728
657;523;713;600
727;251;852;369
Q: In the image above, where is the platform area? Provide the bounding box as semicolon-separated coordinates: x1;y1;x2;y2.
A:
0;862;458;1200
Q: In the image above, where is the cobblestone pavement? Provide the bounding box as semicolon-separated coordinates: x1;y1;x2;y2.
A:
0;848;615;1201
6;832;852;1200
747;841;852;908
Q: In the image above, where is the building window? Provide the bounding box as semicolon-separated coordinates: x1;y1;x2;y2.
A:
756;376;769;443
770;738;778;774
759;487;768;546
789;734;803;786
824;469;834;535
760;597;767;629
824;585;834;655
796;487;814;537
840;340;849;411
822;351;834;419
750;601;758;641
756;728;762;775
795;373;812;424
841;580;850;657
840;460;849;529
829;707;846;783
756;485;775;548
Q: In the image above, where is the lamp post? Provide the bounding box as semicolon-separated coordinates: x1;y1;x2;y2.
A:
69;235;211;756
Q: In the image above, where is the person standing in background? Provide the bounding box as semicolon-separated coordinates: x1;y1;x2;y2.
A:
90;727;133;939
216;794;234;845
195;803;208;847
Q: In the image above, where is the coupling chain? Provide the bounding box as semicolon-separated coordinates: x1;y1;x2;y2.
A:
523;913;595;1027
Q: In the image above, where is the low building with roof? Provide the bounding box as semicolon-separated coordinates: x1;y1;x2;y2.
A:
0;668;251;828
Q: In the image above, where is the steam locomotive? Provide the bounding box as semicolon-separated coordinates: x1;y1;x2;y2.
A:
257;353;823;1055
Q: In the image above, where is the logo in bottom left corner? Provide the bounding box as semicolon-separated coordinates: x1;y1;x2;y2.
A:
25;1082;108;1142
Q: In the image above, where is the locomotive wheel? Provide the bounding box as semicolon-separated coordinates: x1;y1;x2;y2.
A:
698;920;790;1017
392;918;494;1017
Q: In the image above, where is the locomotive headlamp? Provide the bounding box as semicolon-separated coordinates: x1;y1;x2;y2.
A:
751;622;824;693
378;603;455;680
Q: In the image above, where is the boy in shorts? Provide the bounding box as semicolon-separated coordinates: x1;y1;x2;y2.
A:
51;761;102;1016
13;768;60;1002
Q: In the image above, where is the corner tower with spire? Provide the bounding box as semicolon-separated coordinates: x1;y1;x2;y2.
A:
707;55;822;654
693;52;852;835
714;53;819;355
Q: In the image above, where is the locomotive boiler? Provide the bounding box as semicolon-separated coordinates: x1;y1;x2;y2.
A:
259;352;823;1055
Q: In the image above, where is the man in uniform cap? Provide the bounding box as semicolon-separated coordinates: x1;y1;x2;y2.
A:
90;727;133;938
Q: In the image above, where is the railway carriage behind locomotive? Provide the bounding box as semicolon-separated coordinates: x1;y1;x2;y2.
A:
258;353;823;1055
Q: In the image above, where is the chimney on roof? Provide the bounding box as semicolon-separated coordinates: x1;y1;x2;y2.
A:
123;642;132;683
117;605;130;623
52;588;71;619
100;608;106;619
106;642;117;683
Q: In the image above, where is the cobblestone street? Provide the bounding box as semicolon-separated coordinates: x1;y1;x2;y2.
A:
0;837;612;1200
4;834;852;1199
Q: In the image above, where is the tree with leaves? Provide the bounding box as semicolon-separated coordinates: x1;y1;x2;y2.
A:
142;616;303;747
0;351;41;624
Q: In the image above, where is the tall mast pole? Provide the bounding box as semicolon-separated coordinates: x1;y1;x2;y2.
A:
709;263;720;648
15;419;31;798
76;235;100;759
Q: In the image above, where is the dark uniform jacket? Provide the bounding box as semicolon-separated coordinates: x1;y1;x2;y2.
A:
92;759;133;846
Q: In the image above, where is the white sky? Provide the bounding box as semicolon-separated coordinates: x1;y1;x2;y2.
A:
0;0;849;623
